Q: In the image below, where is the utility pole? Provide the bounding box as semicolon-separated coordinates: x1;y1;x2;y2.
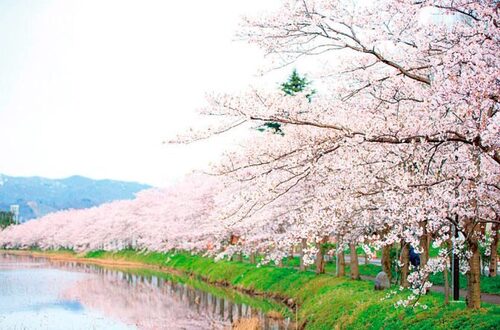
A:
452;221;460;301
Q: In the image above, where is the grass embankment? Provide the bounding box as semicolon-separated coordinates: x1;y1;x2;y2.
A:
82;249;500;329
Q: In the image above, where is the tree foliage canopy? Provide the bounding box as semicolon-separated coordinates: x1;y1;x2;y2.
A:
0;211;14;229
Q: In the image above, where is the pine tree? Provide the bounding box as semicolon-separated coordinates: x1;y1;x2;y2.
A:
257;69;314;135
0;211;14;229
281;69;314;100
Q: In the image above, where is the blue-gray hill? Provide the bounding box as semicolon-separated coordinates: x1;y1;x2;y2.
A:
0;174;151;221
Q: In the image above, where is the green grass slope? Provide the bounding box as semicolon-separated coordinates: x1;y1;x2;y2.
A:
82;249;500;329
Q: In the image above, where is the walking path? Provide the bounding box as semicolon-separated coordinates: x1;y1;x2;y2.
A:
429;285;500;305
300;254;500;304
357;275;500;305
339;256;500;304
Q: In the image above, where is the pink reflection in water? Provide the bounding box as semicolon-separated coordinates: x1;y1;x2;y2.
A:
2;254;292;330
62;275;225;329
0;255;48;270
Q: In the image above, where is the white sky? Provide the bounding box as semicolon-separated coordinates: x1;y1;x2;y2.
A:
0;0;287;187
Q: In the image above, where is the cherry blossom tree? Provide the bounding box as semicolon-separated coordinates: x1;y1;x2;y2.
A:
172;0;499;309
0;174;224;253
0;0;497;312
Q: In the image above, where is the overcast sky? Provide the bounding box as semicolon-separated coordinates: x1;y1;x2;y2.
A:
0;0;286;186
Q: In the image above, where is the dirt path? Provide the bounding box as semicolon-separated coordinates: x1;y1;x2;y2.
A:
344;256;500;305
357;274;500;305
428;284;500;305
296;254;500;305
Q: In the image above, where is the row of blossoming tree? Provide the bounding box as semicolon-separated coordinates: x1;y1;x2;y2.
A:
175;0;499;309
0;0;498;310
180;0;500;308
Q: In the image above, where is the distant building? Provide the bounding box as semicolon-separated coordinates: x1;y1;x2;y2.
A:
10;205;19;224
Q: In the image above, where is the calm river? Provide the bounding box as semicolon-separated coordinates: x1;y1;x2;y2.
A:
0;254;293;330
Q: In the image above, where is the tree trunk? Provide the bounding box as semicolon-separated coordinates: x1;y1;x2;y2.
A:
420;225;430;268
299;238;307;271
364;251;369;265
467;236;481;309
465;150;481;309
489;222;498;277
382;244;392;283
315;241;325;274
249;252;256;264
400;241;410;288
337;249;345;277
349;243;360;280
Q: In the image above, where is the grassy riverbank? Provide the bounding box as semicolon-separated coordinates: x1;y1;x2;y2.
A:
99;264;291;320
6;249;500;329
280;256;500;295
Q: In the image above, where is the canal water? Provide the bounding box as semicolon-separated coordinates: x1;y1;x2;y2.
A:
0;254;294;330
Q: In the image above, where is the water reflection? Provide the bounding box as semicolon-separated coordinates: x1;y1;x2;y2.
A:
0;254;293;329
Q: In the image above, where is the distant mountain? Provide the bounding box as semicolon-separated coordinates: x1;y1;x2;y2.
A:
0;174;151;221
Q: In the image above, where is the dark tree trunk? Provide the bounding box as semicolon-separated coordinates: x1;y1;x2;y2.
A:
315;240;325;274
249;252;256;264
420;225;430;268
467;237;481;309
489;222;498;277
349;243;360;280
465;153;482;309
400;241;409;288
465;217;481;309
337;249;345;277
382;244;392;283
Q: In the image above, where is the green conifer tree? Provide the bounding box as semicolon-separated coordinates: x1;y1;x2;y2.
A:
0;211;14;229
257;69;314;135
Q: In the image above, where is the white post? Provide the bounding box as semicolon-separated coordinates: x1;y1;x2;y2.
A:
9;205;19;224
